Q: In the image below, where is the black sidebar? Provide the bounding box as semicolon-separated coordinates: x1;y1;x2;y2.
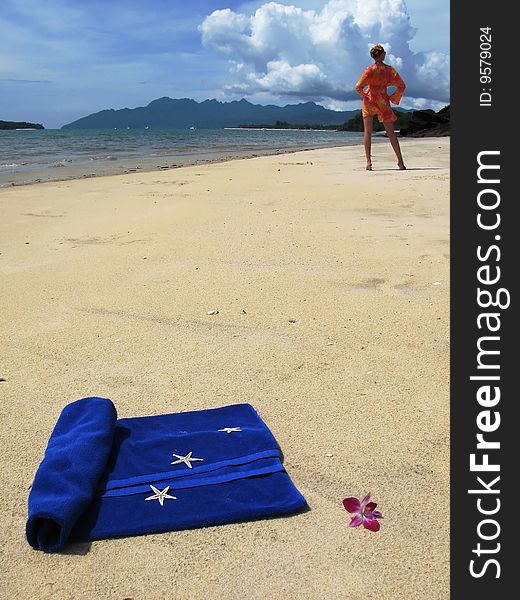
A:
451;2;517;597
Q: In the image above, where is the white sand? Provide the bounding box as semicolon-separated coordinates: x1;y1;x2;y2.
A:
0;138;449;599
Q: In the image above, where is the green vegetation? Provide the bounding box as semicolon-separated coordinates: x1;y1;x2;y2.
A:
239;111;414;132
238;120;339;130
338;111;412;132
0;120;44;130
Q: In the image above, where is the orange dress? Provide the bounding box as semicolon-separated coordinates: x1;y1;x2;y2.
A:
355;63;406;123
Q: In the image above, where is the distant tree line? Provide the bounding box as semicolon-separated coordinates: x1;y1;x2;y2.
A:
238;113;415;132
337;111;413;132
238;120;339;130
0;120;44;130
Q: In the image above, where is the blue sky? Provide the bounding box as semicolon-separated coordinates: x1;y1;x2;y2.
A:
0;0;449;129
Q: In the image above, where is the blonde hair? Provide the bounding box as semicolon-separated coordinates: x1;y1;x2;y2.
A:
370;44;385;59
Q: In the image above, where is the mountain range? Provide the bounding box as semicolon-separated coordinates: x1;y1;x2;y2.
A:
61;98;358;130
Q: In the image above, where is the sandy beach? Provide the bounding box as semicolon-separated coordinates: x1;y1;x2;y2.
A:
0;138;449;599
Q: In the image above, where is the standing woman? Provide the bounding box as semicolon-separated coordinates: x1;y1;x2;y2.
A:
356;44;406;171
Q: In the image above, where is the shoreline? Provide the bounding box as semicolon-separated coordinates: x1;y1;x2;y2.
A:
0;136;391;189
0;146;322;188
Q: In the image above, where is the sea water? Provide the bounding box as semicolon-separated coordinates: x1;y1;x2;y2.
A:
0;128;364;187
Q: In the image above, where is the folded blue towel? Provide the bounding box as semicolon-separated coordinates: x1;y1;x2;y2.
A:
26;398;307;552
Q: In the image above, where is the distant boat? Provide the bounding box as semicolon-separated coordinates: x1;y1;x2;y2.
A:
145;126;149;129
189;125;195;130
15;128;37;131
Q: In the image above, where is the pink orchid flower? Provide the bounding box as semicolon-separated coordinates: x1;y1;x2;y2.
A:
342;493;383;532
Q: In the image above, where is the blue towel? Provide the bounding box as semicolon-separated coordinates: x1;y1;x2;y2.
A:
26;398;307;552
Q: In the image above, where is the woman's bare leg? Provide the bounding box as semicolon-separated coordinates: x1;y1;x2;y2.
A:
363;115;373;169
383;121;406;169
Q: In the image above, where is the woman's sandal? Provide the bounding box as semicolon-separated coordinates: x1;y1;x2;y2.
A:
366;163;373;171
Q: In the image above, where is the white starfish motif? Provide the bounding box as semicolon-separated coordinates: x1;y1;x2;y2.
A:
171;451;204;469
218;427;242;434
145;485;177;506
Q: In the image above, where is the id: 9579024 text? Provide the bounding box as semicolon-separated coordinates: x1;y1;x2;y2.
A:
480;27;492;107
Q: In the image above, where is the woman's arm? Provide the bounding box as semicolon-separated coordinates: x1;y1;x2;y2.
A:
388;69;406;104
355;68;370;98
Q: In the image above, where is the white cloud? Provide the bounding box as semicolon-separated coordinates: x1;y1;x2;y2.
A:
199;0;449;104
198;8;252;56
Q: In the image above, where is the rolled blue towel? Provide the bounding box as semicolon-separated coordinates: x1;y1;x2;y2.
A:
26;397;117;552
26;398;307;552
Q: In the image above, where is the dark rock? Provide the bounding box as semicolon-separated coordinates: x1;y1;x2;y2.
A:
399;106;450;137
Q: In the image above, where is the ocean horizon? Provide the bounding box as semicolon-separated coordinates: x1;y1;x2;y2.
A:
0;127;365;187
